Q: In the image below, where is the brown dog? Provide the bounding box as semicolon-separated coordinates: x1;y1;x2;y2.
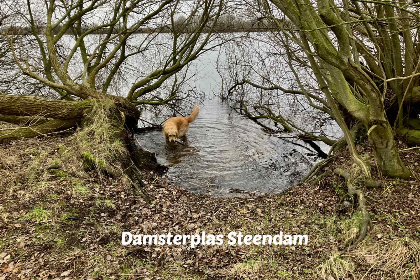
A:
163;105;199;143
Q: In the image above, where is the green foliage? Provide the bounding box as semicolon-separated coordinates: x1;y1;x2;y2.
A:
48;168;70;178
81;152;105;172
47;159;61;170
333;183;347;198
23;207;51;224
73;183;89;196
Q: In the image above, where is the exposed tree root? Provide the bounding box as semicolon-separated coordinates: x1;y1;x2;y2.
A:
124;161;153;204
400;127;420;146
74;99;161;202
0;93;152;203
299;137;328;158
335;168;370;247
81;152;122;178
300;156;334;184
297;133;337;146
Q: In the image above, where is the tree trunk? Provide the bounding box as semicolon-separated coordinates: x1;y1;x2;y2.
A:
0;114;49;126
0;118;78;143
0;94;93;142
368;123;412;178
0;94;92;119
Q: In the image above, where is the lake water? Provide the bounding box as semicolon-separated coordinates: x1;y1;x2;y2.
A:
136;97;320;196
133;42;334;196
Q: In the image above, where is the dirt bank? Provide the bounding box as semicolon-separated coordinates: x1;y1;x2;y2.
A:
0;131;419;279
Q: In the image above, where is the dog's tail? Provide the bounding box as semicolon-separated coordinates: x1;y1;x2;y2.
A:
186;104;199;123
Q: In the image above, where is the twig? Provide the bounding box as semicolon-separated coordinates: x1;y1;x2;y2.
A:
401;146;420;151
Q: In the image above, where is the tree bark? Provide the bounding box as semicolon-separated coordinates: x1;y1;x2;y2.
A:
368;123;412;178
324;66;411;179
0;118;78;143
0;94;92;119
0;114;48;126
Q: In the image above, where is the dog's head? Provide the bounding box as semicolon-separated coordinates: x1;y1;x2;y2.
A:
167;132;178;143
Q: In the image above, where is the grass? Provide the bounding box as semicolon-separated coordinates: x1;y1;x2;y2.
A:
73;183;89;196
23;207;51;224
352;235;420;279
75;100;128;178
48;168;70;178
319;252;355;280
231;259;264;276
338;211;365;246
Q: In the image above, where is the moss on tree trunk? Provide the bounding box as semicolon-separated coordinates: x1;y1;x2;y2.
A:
0;114;49;126
0;94;92;119
399;127;420;146
0;118;78;143
369;123;412;178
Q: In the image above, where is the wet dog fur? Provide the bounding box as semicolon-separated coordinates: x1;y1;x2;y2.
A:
163;105;199;143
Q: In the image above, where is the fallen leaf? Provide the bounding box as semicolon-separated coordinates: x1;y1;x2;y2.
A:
60;270;72;277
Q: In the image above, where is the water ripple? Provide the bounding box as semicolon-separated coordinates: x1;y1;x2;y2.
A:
136;99;318;197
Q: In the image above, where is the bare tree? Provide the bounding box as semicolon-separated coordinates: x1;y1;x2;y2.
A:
223;0;419;179
0;0;222;174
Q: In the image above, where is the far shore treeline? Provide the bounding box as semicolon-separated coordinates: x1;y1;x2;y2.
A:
0;17;276;35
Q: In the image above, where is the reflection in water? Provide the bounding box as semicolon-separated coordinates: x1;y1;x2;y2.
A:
163;138;199;166
136;99;321;197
